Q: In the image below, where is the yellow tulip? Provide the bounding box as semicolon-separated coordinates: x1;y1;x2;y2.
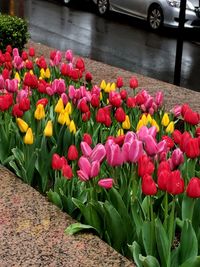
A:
146;114;152;124
16;118;28;133
65;112;71;126
45;68;51;79
117;128;124;136
65;102;72;115
104;83;111;93
44;120;53;137
69;120;76;134
110;82;116;91
100;80;106;90
151;119;160;132
15;72;21;82
100;92;103;101
122;115;131;130
166;121;174;134
136;120;144;132
40;68;46;79
23;128;34;145
58;110;67;125
141;114;147;126
29;70;34;75
161;113;170;127
55;98;64;113
34;104;45;120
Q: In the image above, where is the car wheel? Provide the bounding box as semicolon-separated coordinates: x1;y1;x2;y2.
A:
97;0;109;15
63;0;72;6
147;5;164;30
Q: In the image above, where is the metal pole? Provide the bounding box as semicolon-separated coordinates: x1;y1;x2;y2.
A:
173;0;187;86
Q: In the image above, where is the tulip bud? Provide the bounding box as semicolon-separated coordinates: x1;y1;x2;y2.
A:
116;76;123;88
23;128;34;145
122;115;131;130
129;76;138;89
54;98;64;113
69;120;76;134
166;121;174;134
142;174;157;195
62;164;73;179
161;113;170;127
67;145;78;161
34;104;45;120
44;120;53;137
52;153;63;170
166;170;184;195
186;177;200;198
98;178;113;189
16;118;29;133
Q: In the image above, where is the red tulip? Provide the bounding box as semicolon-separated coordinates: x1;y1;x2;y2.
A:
60;63;70;76
162;135;174;149
78;99;89;113
19;98;30;111
126;97;136;108
183;108;200;125
85;72;92;82
83;133;92;146
82;111;91;122
6;45;12;53
170;148;184;169
186;177;200;198
135;93;145;105
2;68;10;80
36;98;48;107
29;47;35;57
196;127;200;137
75;57;85;72
157;161;171;176
142;174;157;195
91;94;100;107
166;170;184;195
98;178;113;189
52;153;63;170
50;50;57;60
179;131;191;152
120;89;127;100
0;93;13;111
67;145;79;161
24;72;38;88
181;103;190;117
172;129;182;145
21;51;28;61
12;104;23;117
36;56;47;69
62;164;73;180
25;60;33;70
109;92;122;107
129;76;138;89
157;170;170;191
116;76;123;88
115;107;126;122
185;138;200;159
138;155;155;177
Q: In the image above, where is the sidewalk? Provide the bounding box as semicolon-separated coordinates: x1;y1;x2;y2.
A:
0;40;200;267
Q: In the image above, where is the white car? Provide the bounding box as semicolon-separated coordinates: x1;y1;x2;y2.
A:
92;0;200;30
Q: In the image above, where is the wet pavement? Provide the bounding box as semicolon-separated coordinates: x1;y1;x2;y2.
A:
1;0;200;92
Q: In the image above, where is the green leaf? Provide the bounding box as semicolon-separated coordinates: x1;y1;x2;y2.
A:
179;220;198;264
142;221;156;256
155;218;170;267
103;201;126;252
65;223;97;235
182;195;195;221
180;256;200;267
139;254;160;267
128;241;143;267
47;189;63;209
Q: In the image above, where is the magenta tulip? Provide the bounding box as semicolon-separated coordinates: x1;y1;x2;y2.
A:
90;144;106;163
144;135;158;156
98;178;114;189
80;141;92;157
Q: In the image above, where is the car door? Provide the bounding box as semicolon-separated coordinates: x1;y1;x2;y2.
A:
111;0;147;18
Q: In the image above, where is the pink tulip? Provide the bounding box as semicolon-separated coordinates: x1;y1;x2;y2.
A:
46;86;54;96
155;91;163;108
171;105;182;117
61;93;68;105
106;142;124;166
90;161;100;177
137;126;149;141
80;141;92;157
12;48;19;57
170;148;184;169
5;79;18;93
69;85;76;99
98;178;114;189
77;170;90;181
78;156;91;177
65;49;73;62
122;139;143;163
144;135;158;156
13;56;24;70
124;131;137;143
90;144;106;163
0;75;5;90
157;140;168;154
52;79;66;95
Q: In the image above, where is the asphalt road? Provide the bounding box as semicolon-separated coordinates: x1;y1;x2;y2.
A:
1;0;200;92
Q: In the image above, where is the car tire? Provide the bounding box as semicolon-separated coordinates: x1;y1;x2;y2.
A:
147;5;164;30
97;0;109;16
63;0;72;6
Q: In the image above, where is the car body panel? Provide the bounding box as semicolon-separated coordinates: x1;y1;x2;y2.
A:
92;0;200;28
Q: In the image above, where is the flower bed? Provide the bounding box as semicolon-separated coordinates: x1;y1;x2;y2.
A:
0;45;200;267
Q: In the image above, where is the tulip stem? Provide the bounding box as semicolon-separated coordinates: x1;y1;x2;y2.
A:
164;192;168;231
